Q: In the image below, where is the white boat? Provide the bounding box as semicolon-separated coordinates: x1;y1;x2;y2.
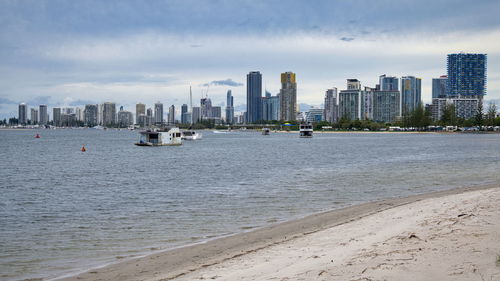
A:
181;130;202;140
135;128;182;146
299;123;313;138
262;128;270;135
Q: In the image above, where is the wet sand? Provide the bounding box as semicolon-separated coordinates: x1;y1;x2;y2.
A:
56;184;500;281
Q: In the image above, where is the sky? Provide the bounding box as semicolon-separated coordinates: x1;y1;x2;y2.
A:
1;0;500;119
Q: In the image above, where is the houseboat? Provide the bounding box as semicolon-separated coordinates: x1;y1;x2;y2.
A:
299;123;313;138
135;128;182;146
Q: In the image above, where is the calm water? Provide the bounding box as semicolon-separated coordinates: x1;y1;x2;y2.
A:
0;129;499;280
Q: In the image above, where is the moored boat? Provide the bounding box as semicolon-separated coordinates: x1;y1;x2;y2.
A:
135;127;182;146
262;128;270;135
299;123;313;138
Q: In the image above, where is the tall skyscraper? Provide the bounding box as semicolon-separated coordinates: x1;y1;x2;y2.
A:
246;71;262;123
211;106;222;120
154;102;163;125
447;53;487;98
18;103;27;125
379;75;399;91
225;90;234;124
39;105;48;125
146;108;154;126
30;108;38;124
75;107;84;122
192;107;201;123
401;76;422;114
53;107;62;127
117;108;133;127
279;71;297;121
372;90;401;123
102;102;117;127
136;103;146;124
181;104;189;124
200;97;212;120
432;75;448;99
324;88;338;123
168;104;175;124
84;104;98;126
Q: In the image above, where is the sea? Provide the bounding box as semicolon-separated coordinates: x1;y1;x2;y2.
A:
1;129;499;280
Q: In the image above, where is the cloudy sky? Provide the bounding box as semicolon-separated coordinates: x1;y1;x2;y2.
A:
1;0;500;118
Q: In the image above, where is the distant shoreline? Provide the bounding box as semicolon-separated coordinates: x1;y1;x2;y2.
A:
55;183;499;281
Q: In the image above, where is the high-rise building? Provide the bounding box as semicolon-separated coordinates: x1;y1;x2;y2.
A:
431;97;480;121
432;75;448;99
102;102;116;127
279;71;297;121
401;76;422;114
168;104;175;124
84;104;98;126
262;91;280;121
30;108;38;124
324;88;338;123
339;79;370;121
18;103;27;125
447;53;487;98
146;108;154;126
211;106;222;119
117;108;133;127
379;75;399;91
372;90;401;123
154;102;163;125
181;104;189;124
53;107;62;127
225;90;234;124
136;103;146;124
346;79;361;90
192;107;201;123
39;105;48;125
246;71;262;123
75;107;84;122
200;98;212;120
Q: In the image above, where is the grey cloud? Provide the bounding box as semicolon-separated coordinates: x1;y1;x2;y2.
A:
69;99;97;106
340;37;355;42
27;96;52;105
0;97;17;104
190;44;203;48
202;79;243;87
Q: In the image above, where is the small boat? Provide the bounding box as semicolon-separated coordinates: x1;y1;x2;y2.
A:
213;130;227;134
35;133;40;138
135;127;182;146
181;130;202;140
299;123;313;138
262;128;270;135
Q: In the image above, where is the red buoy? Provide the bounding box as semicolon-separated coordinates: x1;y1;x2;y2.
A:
81;146;86;152
35;133;40;138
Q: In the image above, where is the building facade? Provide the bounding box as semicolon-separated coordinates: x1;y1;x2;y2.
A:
247;71;262;123
401;76;422;114
118;109;133;127
200;98;212;120
432;75;448;99
225;90;234;124
168;104;175;124
136;103;146;125
324;88;338;123
53;107;62;127
30;108;38;124
379;75;399;91
279;72;297;121
154;102;163;125
39;105;48;125
447;53;487;98
181;104;189;124
262;91;280;121
102;102;117;127
192;107;201;123
372;90;401;123
305;108;324;123
18;103;27;125
84;104;98;126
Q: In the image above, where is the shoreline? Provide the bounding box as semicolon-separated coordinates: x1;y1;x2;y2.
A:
53;183;499;281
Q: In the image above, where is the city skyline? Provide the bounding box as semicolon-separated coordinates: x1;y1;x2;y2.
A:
1;1;500;119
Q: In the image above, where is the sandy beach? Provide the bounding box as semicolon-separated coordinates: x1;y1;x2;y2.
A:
56;185;500;281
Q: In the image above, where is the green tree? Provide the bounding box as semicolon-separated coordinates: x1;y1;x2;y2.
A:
486;102;497;126
440;103;456;126
474;100;484;127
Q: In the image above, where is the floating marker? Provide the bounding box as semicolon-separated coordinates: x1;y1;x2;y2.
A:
35;133;40;138
81;145;86;152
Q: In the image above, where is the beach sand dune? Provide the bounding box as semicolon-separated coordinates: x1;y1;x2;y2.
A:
58;186;500;281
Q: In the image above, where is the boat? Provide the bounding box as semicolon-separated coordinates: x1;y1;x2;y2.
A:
262;128;270;135
299;123;313;138
181;130;202;140
135;128;182;146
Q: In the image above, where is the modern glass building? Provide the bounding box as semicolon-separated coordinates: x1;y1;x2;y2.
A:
181;104;188;124
373;91;401;123
447;53;487;97
262;91;280;121
379;75;399;91
432;75;448;99
84;104;98;126
154;102;163;125
18;103;27;125
246;71;263;123
39;104;48;125
324;88;338;123
225;90;234;124
401;76;422;114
